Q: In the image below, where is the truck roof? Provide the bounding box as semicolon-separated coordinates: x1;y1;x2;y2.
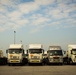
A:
29;44;43;49
44;51;47;54
68;45;76;48
49;46;61;50
9;44;24;49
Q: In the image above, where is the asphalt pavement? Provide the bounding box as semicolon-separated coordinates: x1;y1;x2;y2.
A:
0;65;76;75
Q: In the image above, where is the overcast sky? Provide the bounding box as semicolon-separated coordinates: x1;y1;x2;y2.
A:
0;0;76;56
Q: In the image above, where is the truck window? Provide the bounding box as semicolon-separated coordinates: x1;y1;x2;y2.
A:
8;49;22;54
72;49;76;55
29;49;42;53
48;50;63;56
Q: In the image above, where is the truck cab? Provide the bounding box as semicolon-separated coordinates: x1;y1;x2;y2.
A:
6;44;25;65
47;46;63;65
67;45;76;64
0;50;7;65
27;44;44;64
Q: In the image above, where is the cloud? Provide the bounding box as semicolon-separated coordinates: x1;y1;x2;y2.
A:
18;2;39;14
0;0;11;5
8;11;21;18
0;0;76;33
48;17;76;30
17;0;55;14
32;16;50;26
30;24;46;33
63;18;76;28
35;0;55;5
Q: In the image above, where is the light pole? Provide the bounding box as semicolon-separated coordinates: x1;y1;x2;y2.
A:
14;31;16;44
20;40;22;44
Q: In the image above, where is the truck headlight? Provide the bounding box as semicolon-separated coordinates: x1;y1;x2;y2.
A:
49;58;53;61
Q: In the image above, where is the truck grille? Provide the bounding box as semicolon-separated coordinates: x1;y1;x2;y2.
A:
31;56;40;60
10;56;19;60
53;57;59;59
53;57;60;61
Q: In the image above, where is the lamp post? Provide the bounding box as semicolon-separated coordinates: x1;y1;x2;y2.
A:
14;31;16;44
20;40;22;44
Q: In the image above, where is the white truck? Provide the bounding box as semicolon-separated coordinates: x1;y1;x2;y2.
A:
0;50;7;65
27;44;44;64
0;50;3;58
67;45;76;64
6;44;25;66
47;46;63;65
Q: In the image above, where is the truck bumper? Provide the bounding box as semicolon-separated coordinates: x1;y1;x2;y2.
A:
8;60;22;63
49;59;63;64
49;61;63;63
28;59;42;63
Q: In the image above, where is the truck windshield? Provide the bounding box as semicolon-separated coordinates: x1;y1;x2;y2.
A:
29;49;42;53
8;49;22;54
49;50;63;56
72;49;76;55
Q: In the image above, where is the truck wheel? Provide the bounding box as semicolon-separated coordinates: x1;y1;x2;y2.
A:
8;63;11;66
60;63;63;65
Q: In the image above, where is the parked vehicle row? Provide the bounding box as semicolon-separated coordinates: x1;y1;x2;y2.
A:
0;50;7;65
27;44;44;65
63;45;76;64
46;46;63;65
6;44;27;66
0;44;76;66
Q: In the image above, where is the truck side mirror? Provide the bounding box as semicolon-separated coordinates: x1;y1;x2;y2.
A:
47;51;49;53
64;51;66;54
23;50;24;54
26;54;28;56
6;49;8;53
71;50;72;54
26;50;28;54
43;50;44;54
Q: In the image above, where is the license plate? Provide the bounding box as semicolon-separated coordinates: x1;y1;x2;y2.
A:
33;60;39;62
54;59;59;62
12;60;17;62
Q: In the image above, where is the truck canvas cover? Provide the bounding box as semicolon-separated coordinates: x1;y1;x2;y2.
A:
49;46;61;50
9;44;23;49
29;44;42;49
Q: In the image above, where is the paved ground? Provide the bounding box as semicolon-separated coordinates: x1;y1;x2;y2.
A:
0;65;76;75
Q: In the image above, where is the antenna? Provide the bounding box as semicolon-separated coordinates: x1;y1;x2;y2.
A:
14;31;16;44
20;40;22;44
